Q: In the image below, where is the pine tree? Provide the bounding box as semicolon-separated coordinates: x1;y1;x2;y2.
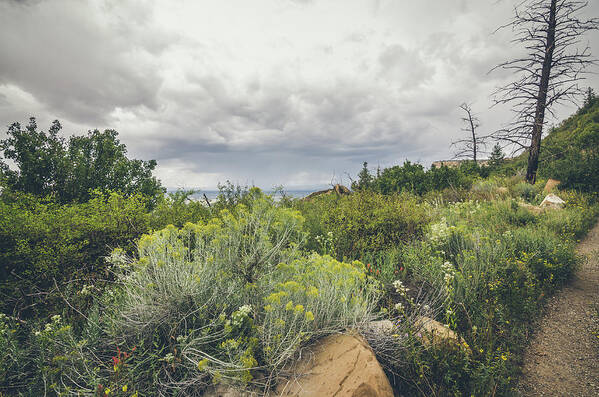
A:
355;162;373;190
488;143;505;169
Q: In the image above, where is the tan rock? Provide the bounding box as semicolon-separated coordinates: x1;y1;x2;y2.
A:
368;320;394;334
415;316;471;354
543;179;561;193
276;333;393;397
303;184;351;200
519;202;544;215
540;194;565;209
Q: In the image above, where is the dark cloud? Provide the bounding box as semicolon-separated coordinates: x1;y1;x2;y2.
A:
0;0;598;189
5;0;44;5
0;0;172;123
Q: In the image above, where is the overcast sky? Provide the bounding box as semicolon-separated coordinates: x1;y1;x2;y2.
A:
1;0;598;190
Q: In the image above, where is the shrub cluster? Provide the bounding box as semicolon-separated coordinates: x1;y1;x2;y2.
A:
355;195;598;395
0;190;150;319
294;190;430;260
0;195;381;395
2;169;598;396
352;160;489;196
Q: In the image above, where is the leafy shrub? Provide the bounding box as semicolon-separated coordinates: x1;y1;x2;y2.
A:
470;178;498;197
149;189;211;229
541;190;599;239
353;160;484;196
511;181;542;203
0;190;150;319
376;193;594;395
261;255;379;369
31;195;380;395
0;314;28;393
296;191;431;259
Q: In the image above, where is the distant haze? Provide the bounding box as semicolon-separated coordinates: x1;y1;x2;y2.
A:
1;0;598;190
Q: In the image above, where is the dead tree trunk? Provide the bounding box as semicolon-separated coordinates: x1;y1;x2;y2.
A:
526;0;557;184
451;103;485;162
490;0;598;184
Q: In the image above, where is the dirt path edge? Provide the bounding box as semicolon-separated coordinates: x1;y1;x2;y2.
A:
514;221;599;396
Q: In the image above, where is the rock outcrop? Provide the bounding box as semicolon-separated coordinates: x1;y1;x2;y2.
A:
540;194;565;209
303;184;351;200
276;333;393;397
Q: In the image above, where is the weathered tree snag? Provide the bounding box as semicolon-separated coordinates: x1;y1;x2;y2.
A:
526;0;557;184
491;0;598;184
452;103;485;162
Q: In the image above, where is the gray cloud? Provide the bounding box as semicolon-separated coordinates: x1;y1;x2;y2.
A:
0;0;598;189
377;44;435;89
0;0;172;123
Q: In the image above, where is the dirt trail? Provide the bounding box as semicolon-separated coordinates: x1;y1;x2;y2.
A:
515;221;599;396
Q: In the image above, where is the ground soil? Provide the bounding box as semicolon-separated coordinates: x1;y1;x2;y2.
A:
515;221;599;396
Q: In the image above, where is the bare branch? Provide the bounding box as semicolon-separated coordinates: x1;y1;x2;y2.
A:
451;103;487;161
489;0;598;183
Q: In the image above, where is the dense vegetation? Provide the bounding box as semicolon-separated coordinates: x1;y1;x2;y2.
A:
0;118;164;204
351;160;492;196
1;102;598;396
500;91;599;191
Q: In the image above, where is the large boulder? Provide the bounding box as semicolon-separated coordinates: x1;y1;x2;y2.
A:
276;333;393;397
540;194;565;209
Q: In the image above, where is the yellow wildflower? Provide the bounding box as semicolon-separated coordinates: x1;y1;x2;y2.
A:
197;358;209;371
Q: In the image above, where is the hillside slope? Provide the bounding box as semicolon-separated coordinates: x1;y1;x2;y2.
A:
502;95;599;191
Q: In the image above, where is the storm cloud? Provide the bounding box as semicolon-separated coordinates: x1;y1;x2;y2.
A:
1;0;598;189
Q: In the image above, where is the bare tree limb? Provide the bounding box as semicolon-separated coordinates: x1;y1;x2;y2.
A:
490;0;598;182
451;103;487;161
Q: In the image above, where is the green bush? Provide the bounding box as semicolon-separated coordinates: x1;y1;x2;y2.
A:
0;190;150;319
540;190;599;239
149;189;211;230
295;191;431;260
352;192;598;396
353;160;485;196
261;255;379;369
24;195;381;395
510;181;542;203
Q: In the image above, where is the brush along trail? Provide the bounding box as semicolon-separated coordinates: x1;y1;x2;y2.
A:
516;221;599;396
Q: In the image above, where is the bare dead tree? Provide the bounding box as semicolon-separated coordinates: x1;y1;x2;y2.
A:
451;103;486;162
491;0;598;184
